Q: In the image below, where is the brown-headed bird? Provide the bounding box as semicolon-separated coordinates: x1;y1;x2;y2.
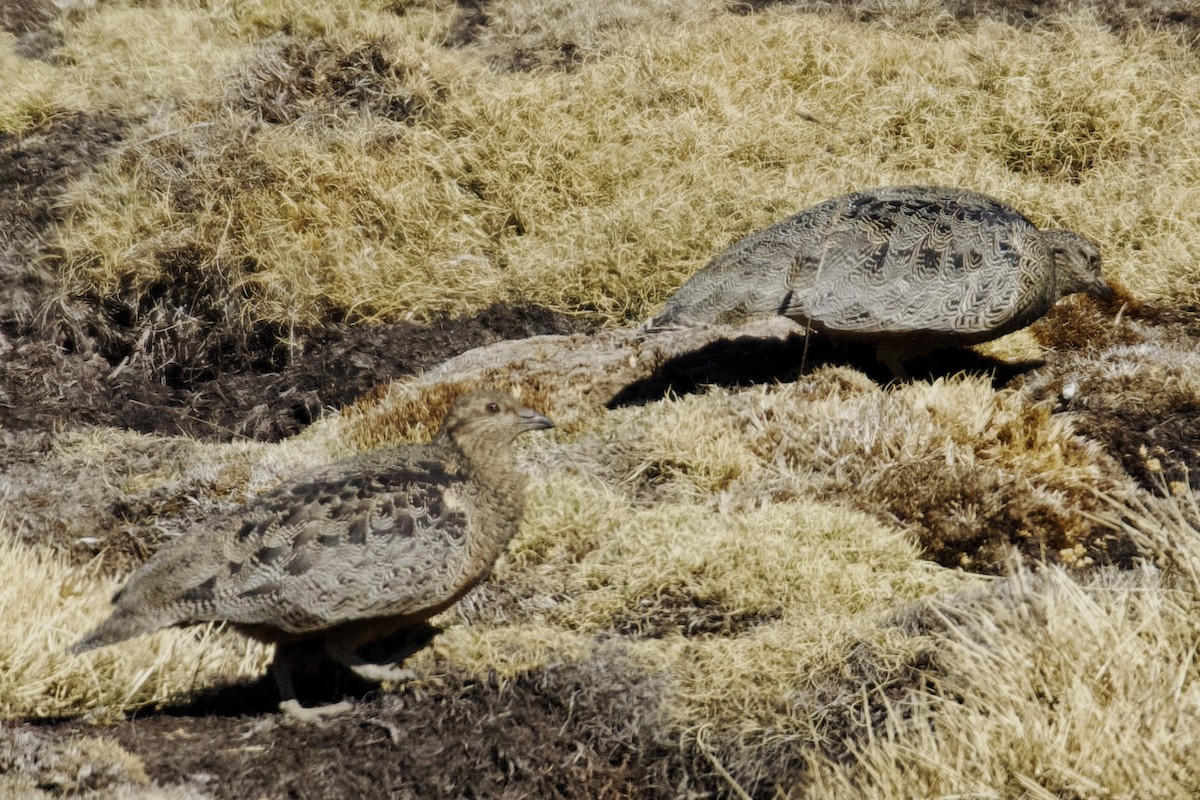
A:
72;389;553;722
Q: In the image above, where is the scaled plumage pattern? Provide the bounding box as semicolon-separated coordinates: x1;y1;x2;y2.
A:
647;186;1113;377
72;389;554;721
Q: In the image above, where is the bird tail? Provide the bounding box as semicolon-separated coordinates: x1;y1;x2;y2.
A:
69;608;158;655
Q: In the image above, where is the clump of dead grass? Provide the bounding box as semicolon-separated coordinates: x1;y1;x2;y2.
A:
0;32;62;132
805;560;1200;798
340;377;558;451
332;380;476;451
0;726;150;797
1093;479;1200;595
0;528;269;720
43;7;1200;343
765;373;1132;569
583;372;1131;571
232;33;447;126
428;478;954;746
446;0;726;70
54;3;246;110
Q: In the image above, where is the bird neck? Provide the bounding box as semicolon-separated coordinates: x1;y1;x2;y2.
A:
451;424;525;506
448;430;528;553
444;429;518;476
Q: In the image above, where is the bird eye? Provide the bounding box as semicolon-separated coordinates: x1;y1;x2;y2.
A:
486;402;500;414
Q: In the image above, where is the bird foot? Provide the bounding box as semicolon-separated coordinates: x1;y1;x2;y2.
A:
349;664;416;684
278;699;354;723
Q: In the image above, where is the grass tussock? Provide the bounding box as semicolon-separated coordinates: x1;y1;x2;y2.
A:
54;4;246;108
340;377;559;451
764;374;1129;569
37;7;1200;345
1095;480;1200;595
572;372;1130;570
0;727;151;797
0;529;268;720
805;562;1200;798
0;32;61;132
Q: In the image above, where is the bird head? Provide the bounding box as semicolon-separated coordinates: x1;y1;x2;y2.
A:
1045;229;1112;303
436;389;554;448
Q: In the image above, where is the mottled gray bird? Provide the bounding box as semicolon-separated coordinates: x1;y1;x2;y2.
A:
646;186;1112;378
72;389;554;722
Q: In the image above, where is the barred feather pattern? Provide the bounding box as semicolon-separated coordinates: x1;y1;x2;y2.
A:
72;390;553;651
648;186;1110;373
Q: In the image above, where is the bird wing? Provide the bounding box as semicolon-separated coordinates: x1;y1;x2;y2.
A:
783;191;1034;336
160;448;475;634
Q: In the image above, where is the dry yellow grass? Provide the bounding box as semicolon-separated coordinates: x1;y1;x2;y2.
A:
0;728;152;797
0;32;62;132
0;525;269;720
5;0;1200;795
805;563;1200;798
796;485;1200;797
31;5;1200;331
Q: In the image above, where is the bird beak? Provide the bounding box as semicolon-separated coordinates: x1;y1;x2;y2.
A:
518;408;555;431
1091;278;1114;303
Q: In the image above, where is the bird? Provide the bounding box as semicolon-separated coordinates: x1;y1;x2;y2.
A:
645;186;1113;378
71;389;554;722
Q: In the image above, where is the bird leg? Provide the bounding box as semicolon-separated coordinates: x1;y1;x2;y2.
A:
324;640;417;684
272;645;353;723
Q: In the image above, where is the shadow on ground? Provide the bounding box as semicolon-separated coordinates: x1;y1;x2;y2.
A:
608;330;1041;408
44;656;712;800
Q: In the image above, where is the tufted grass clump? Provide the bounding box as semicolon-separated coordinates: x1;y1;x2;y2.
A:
0;33;62;133
804;562;1200;798
37;5;1200;343
0;525;269;720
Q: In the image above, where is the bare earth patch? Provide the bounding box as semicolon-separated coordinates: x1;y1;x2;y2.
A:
0;0;60;60
0;301;595;441
37;658;709;800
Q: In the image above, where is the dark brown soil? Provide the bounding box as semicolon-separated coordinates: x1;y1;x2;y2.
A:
0;0;61;59
0;113;596;443
940;0;1200;36
1028;296;1200;493
606;586;783;638
45;658;714;800
0;112;127;335
734;0;1200;40
0;300;595;441
0;0;53;32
